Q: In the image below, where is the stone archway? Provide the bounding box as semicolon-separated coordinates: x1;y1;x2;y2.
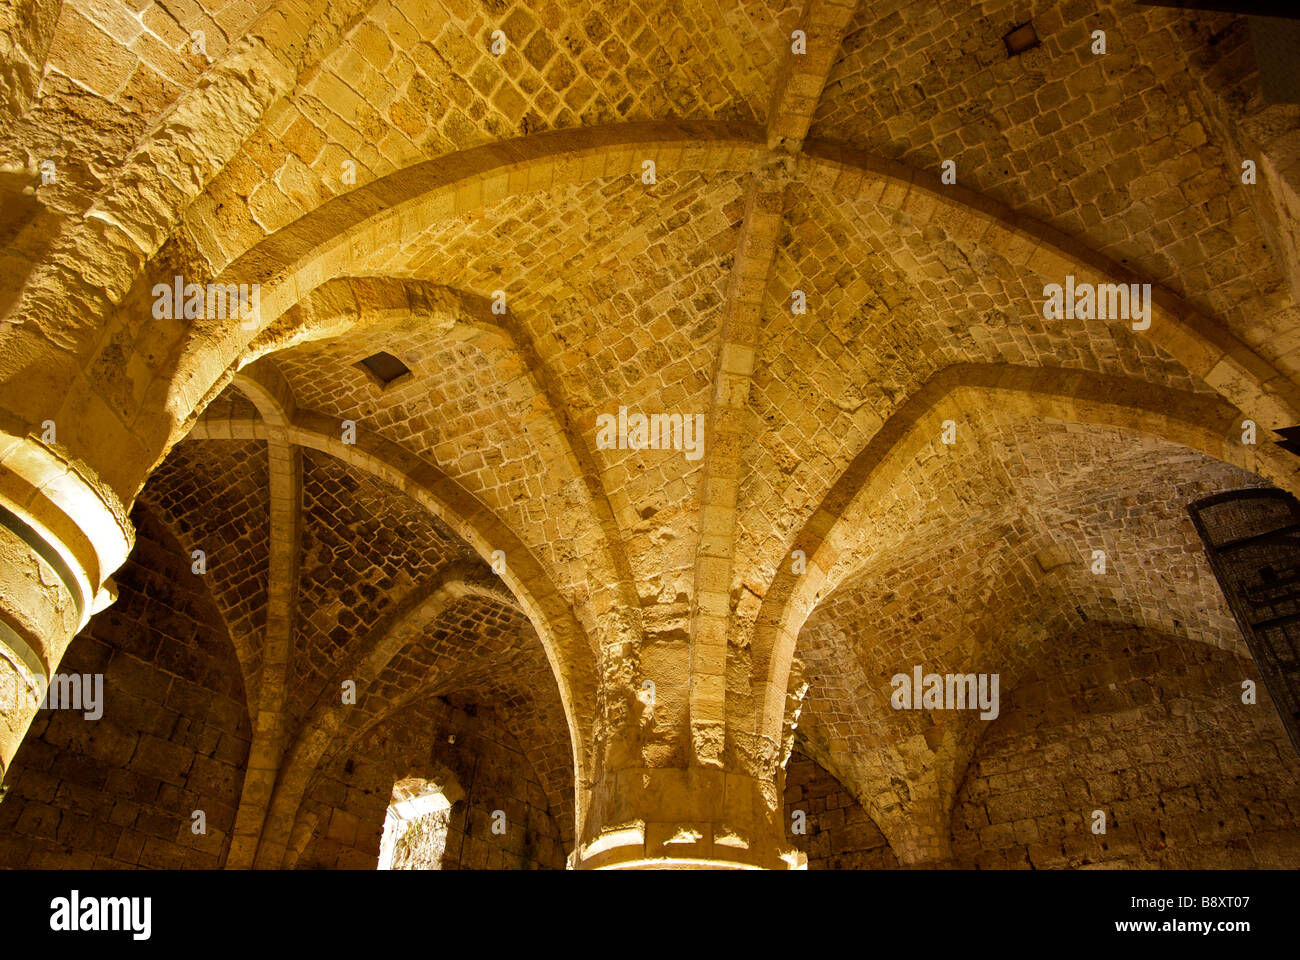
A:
377;768;466;870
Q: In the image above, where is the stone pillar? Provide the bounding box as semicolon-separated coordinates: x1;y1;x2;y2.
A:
0;431;132;779
574;763;803;869
573;635;804;870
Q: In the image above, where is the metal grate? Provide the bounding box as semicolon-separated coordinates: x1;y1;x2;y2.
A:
1189;488;1300;760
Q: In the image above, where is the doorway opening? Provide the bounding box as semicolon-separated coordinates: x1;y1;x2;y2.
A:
377;778;453;870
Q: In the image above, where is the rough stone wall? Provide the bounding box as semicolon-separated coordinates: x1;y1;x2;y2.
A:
296;696;566;870
785;419;1264;863
0;507;251;868
783;748;898;870
1182;14;1300;307
141;439;271;702
288;446;477;725
950;621;1300;869
391;807;452;869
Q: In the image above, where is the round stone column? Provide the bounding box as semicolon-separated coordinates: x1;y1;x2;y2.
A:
0;431;132;779
573;765;805;869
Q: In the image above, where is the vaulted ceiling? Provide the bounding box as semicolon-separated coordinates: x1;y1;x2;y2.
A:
4;0;1300;864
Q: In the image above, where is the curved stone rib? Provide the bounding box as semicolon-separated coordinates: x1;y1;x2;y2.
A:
251;566;511;868
689;0;860;766
235;276;642;631
766;0;860;152
805;142;1300;430
189;404;598;823
9;115;1287;540
750;362;1300;749
5;0;381;337
226;425;300;868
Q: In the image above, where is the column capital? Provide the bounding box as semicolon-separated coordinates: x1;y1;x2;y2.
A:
0;431;134;776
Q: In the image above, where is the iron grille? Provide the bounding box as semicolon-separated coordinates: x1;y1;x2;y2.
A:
1188;488;1300;760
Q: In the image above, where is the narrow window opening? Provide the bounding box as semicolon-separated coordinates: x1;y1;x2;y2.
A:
357;351;412;388
1003;21;1039;57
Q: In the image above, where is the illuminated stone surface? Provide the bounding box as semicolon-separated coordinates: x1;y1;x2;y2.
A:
1;0;1299;869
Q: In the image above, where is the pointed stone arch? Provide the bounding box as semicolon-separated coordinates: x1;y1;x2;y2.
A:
752;362;1300;749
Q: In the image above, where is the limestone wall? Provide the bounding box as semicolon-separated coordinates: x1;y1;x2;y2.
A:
295;697;567;870
784;749;898;870
0;508;251;868
950;622;1300;869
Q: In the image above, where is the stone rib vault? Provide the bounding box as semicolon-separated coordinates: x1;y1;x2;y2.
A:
1;0;1299;870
